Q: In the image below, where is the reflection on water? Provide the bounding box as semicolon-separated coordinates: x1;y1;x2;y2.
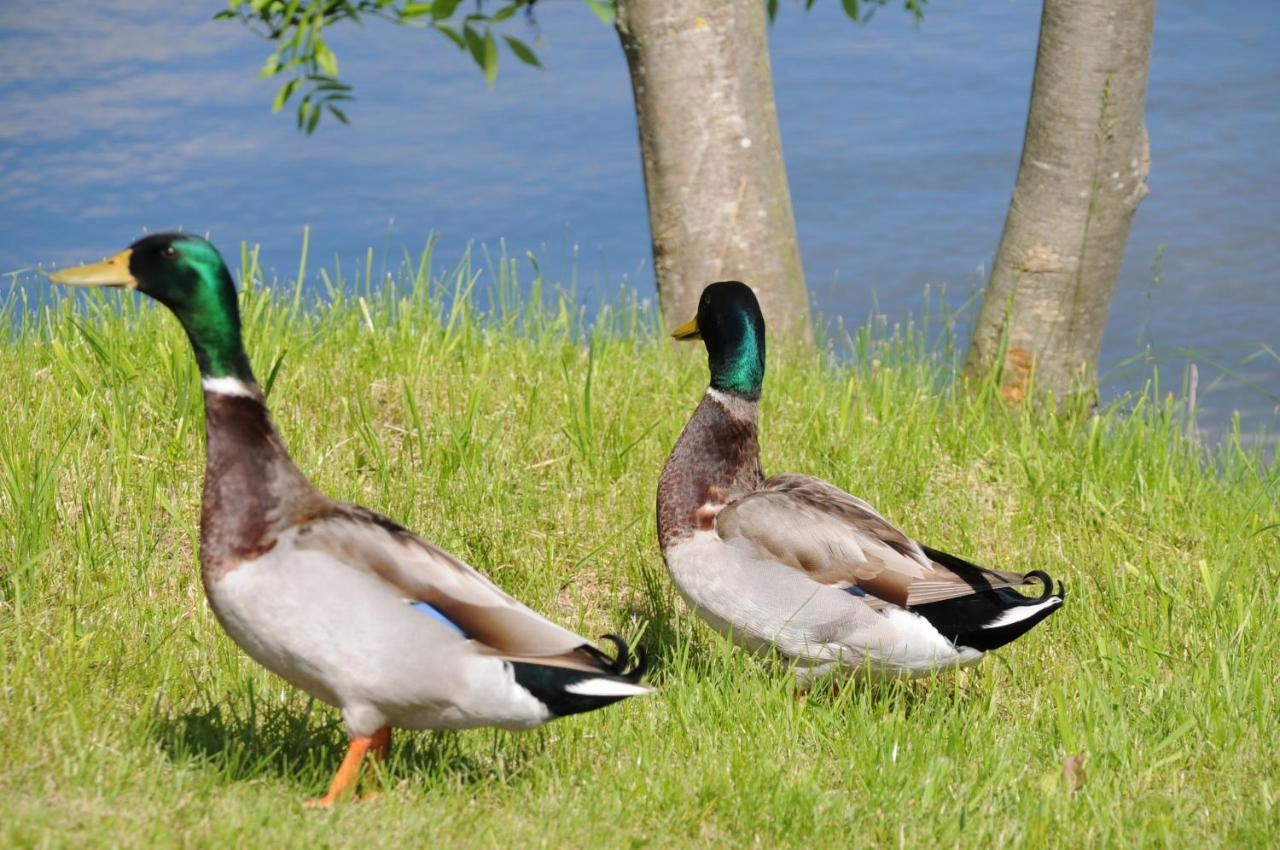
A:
1;0;1276;445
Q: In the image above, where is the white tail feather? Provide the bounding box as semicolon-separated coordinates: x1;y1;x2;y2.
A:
564;678;653;698
984;596;1062;630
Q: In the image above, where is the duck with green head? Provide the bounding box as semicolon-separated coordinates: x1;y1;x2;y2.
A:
50;234;650;807
658;281;1064;682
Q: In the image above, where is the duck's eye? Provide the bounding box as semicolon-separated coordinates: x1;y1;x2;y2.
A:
160;245;178;260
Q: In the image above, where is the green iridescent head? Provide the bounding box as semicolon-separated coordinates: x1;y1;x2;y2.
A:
672;281;766;398
49;233;255;382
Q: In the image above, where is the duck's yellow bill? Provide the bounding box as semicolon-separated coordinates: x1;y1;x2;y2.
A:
48;249;137;288
671;317;701;340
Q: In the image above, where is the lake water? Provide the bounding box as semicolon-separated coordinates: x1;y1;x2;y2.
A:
2;0;1276;446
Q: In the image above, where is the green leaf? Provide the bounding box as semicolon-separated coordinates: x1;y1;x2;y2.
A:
312;77;352;92
582;0;615;25
766;0;779;21
489;3;520;24
271;78;299;113
432;0;464;19
314;38;338;76
503;35;541;68
841;0;860;20
482;28;499;87
462;24;486;70
327;103;350;124
400;2;434;19
436;23;466;49
306;98;322;133
258;52;281;78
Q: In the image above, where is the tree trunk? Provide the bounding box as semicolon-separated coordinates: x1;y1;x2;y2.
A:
615;0;811;340
964;0;1155;404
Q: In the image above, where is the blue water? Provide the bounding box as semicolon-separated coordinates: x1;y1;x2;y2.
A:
2;0;1277;444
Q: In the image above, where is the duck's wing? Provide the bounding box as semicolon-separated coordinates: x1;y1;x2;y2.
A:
715;473;1043;608
291;503;640;676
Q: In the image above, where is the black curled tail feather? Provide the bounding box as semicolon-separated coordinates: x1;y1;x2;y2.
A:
909;569;1065;653
583;633;649;683
510;634;651;719
1021;569;1058;601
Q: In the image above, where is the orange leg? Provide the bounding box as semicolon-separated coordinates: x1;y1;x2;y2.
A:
304;726;390;809
369;726;392;762
360;727;393;801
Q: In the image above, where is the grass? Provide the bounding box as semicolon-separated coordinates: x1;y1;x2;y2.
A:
1;242;1277;848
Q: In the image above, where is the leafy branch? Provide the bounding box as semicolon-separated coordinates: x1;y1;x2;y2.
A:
216;0;544;133
218;0;926;133
767;0;927;23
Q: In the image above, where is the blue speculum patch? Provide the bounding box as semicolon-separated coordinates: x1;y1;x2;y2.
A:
410;601;468;636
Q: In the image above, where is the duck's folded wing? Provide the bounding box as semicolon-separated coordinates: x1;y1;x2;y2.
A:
291;504;607;667
714;474;1034;607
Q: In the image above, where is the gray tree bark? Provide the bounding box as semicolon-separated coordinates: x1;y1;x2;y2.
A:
964;0;1156;404
615;0;811;339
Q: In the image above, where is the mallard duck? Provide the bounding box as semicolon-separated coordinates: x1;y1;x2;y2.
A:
50;234;650;807
658;281;1063;682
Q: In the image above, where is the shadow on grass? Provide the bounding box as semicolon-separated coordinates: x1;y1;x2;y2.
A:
154;693;348;789
151;688;529;793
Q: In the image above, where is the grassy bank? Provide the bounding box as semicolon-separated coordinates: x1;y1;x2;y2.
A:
1;245;1277;847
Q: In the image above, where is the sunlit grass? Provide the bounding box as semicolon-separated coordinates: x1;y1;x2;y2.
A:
1;242;1277;847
